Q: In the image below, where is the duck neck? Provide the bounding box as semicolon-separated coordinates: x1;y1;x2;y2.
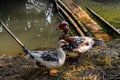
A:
56;46;66;62
64;28;69;35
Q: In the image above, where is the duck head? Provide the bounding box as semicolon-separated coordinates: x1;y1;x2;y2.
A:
57;21;70;40
57;39;68;48
56;21;69;31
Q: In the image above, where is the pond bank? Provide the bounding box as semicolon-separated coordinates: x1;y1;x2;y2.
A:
0;39;120;80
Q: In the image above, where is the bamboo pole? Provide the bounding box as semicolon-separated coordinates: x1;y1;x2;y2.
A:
57;0;90;36
0;20;34;58
86;7;120;37
57;15;74;36
61;0;113;41
0;21;24;47
57;4;85;36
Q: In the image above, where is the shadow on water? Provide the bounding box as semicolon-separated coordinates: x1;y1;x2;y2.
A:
0;0;61;56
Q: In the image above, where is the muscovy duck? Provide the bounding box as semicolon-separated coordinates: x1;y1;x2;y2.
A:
29;40;66;69
57;21;103;58
0;20;66;74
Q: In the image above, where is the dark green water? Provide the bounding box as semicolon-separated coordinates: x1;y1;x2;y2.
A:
0;0;61;56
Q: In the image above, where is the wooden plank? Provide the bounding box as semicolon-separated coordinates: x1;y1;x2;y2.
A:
61;0;112;41
57;4;85;36
86;7;120;38
57;0;91;36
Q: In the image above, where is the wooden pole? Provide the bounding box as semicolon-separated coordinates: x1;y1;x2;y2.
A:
0;20;34;58
58;4;85;36
0;20;24;47
57;0;89;36
57;13;74;36
86;7;120;37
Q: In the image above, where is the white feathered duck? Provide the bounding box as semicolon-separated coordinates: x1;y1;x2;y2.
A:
29;40;66;72
0;20;66;74
57;21;103;58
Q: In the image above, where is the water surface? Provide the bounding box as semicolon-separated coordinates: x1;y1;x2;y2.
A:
0;0;61;56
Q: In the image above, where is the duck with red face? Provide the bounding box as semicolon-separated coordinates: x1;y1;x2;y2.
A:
56;21;70;39
57;21;103;58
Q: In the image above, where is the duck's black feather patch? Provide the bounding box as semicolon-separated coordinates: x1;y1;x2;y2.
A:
41;52;59;62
